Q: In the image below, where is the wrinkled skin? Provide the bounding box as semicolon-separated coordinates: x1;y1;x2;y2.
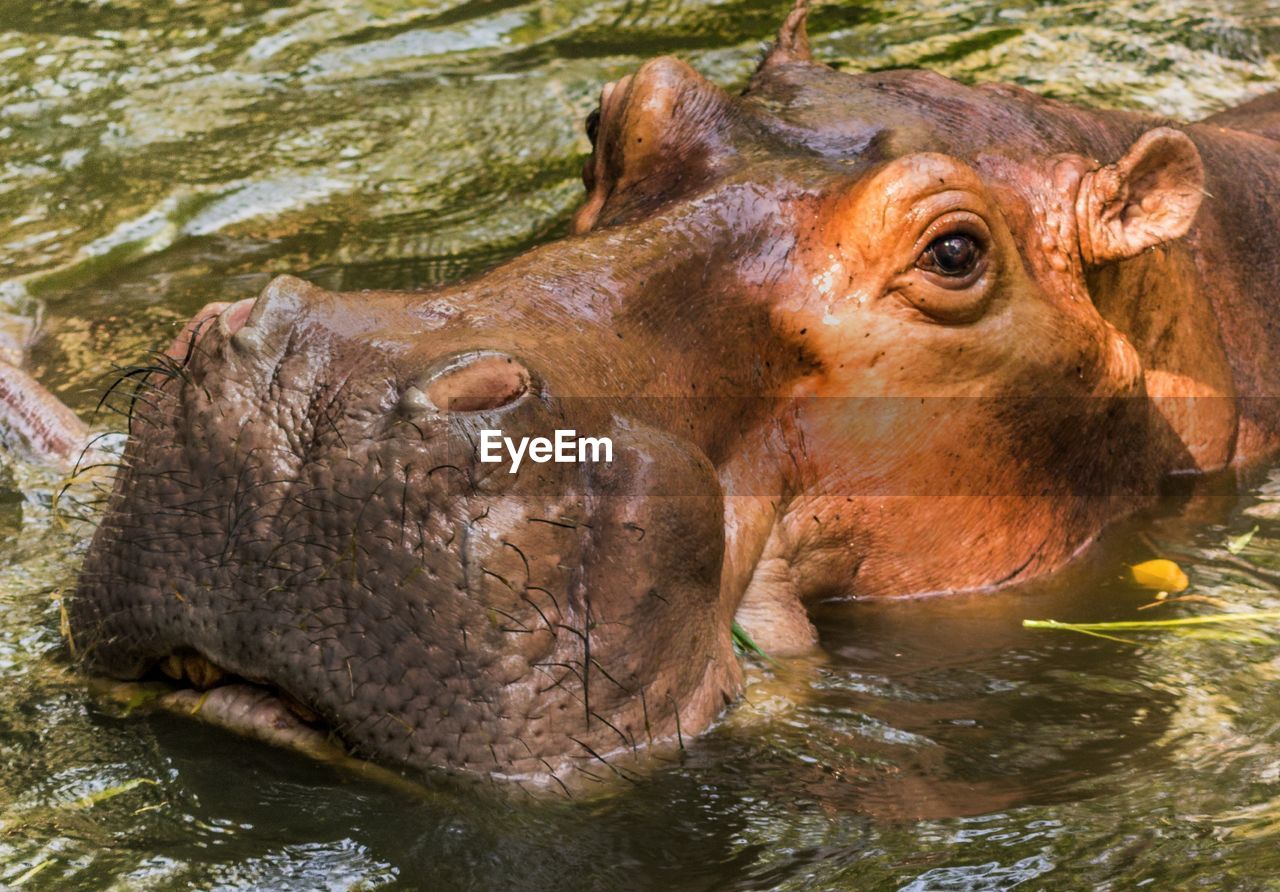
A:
61;2;1280;790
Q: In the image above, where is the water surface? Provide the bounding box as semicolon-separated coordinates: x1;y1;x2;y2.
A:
2;1;1280;888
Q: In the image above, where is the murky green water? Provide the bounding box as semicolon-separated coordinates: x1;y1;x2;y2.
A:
2;0;1280;888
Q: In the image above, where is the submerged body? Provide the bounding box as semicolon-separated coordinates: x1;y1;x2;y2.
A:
34;2;1280;789
0;361;88;465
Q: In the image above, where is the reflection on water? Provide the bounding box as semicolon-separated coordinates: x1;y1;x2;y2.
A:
2;0;1280;887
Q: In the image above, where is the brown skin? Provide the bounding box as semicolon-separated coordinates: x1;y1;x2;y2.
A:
59;2;1280;790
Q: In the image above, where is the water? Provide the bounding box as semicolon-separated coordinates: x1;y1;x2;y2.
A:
2;0;1280;888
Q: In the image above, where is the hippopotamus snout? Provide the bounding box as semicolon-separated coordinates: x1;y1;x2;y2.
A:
71;267;741;788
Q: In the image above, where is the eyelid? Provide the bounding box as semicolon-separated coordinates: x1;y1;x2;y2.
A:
912;210;991;256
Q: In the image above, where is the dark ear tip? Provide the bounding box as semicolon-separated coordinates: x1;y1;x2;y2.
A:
759;0;812;70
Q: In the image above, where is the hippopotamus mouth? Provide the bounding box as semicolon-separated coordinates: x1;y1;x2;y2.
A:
64;0;1251;791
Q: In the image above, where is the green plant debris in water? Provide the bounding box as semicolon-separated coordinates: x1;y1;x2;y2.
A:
1226;525;1260;554
731;620;775;664
1024;610;1280;645
10;859;55;887
4;0;1280;889
69;778;159;811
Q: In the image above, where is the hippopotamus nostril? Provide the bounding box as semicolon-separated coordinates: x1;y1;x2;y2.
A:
216;297;256;338
231;325;268;356
398;385;433;416
228;274;317;355
403;350;533;415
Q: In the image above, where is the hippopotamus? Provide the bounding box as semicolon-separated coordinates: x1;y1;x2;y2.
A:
9;0;1278;791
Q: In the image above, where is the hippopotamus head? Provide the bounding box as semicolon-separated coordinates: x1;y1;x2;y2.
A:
68;2;1207;789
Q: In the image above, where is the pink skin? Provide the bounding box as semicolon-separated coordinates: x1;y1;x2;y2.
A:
0;361;89;465
164;298;255;362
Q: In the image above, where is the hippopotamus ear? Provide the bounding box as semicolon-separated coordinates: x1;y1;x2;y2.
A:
573;57;736;230
1076;127;1205;265
758;0;812;70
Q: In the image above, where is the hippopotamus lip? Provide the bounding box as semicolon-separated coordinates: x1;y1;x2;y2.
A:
83;669;609;799
84;664;439;795
132;650;337;743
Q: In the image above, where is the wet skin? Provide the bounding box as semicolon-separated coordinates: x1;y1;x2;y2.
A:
44;1;1280;790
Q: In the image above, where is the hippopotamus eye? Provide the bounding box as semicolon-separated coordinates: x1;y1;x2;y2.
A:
585;107;601;149
919;233;981;278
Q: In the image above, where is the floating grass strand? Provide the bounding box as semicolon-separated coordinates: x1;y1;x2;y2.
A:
1032;625;1142;645
1024;609;1280;643
70;778;158;810
11;859;54;887
1025;610;1280;630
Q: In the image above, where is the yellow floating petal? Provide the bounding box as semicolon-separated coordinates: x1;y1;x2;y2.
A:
1130;559;1188;592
